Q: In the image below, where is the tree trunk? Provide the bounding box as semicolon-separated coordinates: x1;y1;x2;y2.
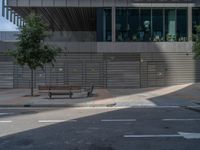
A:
31;69;34;96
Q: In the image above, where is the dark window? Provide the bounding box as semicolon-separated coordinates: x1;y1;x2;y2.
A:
165;9;176;41
96;8;112;42
152;9;164;42
128;9;139;41
103;9;112;41
192;8;200;36
177;9;187;42
140;9;151;41
116;8;128;41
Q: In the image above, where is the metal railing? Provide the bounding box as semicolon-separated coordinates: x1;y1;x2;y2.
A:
2;0;24;27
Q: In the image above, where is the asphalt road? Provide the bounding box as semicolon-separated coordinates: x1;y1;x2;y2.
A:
0;106;200;150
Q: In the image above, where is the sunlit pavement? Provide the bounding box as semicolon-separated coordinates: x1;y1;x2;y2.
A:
0;106;200;150
1;84;200;108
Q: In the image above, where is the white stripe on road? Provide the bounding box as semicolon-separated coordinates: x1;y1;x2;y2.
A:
124;134;181;138
124;132;200;139
0;113;14;115
0;120;12;123
38;120;77;123
101;119;136;122
163;119;200;121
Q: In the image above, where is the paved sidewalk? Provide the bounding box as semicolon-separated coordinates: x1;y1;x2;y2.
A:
0;83;200;107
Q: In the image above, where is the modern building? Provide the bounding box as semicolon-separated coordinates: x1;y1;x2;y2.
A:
1;0;200;89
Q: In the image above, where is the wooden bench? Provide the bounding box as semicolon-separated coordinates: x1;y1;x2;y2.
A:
38;85;94;99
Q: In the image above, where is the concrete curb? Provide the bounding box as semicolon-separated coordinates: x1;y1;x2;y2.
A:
0;103;117;108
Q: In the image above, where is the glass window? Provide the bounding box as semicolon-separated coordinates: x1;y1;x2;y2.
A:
152;9;164;42
140;9;151;41
103;9;112;41
127;9;139;41
177;9;187;42
96;8;112;42
165;9;176;41
192;8;200;36
116;8;128;41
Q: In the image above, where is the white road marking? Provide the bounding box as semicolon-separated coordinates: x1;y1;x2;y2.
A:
38;120;77;123
124;134;181;138
124;132;200;139
101;119;136;122
0;113;14;115
163;119;200;121
0;120;12;123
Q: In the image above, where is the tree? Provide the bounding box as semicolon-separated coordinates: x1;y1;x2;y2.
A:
193;25;200;59
7;13;61;96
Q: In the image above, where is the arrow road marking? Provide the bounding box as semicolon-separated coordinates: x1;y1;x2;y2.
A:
124;132;200;139
101;119;136;122
163;119;200;121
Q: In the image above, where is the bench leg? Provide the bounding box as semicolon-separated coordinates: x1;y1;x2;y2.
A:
48;93;52;99
69;92;73;99
87;92;90;97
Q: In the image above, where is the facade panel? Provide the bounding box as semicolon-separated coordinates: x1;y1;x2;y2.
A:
42;0;54;6
30;0;42;7
18;0;29;7
67;0;79;7
54;0;67;6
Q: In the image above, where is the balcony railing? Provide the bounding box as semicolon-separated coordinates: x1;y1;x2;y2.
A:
2;0;24;27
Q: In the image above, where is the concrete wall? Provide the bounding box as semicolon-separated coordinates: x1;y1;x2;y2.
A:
0;32;19;42
46;31;96;42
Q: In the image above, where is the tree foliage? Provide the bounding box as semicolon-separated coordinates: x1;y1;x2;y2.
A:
7;13;61;70
7;13;61;96
193;25;200;60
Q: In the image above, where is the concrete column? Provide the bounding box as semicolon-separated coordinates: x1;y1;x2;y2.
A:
112;7;116;42
188;7;192;41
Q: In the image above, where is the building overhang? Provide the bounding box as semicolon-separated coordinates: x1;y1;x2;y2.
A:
7;0;199;8
11;7;96;31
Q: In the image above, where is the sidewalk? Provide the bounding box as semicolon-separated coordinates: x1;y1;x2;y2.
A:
0;83;200;108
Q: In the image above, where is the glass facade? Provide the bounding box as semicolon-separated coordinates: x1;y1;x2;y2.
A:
115;8;188;42
177;9;187;42
103;9;112;41
116;8;128;41
140;9;151;41
97;8;112;42
192;8;200;37
165;9;176;41
97;7;188;42
152;9;164;41
128;9;139;41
